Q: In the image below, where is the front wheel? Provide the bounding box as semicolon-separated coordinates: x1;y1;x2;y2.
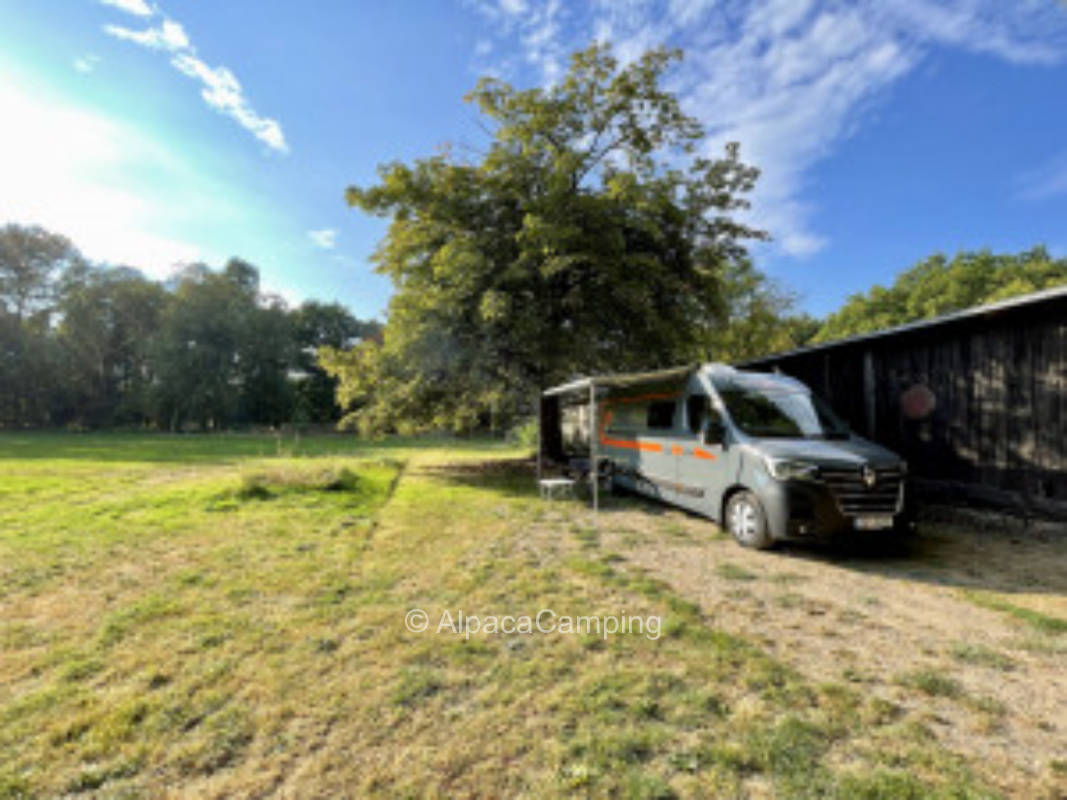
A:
725;491;774;550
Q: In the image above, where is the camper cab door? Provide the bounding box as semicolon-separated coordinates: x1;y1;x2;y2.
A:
676;382;730;516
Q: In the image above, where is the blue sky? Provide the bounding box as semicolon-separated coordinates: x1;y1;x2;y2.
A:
1;1;1066;319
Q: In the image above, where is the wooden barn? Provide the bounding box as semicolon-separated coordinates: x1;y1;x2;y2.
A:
739;285;1067;517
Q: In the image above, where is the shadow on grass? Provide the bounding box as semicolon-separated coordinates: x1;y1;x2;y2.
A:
417;458;677;515
769;519;1067;603
434;457;1067;608
417;458;544;500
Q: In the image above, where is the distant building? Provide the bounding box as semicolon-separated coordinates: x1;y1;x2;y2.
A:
740;285;1067;517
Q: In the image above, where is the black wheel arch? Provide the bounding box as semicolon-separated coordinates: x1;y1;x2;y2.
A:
719;484;750;525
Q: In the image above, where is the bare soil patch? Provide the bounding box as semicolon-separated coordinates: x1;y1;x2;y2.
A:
594;501;1067;797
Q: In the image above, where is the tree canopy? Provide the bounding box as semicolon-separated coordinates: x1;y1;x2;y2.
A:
0;224;378;430
0;224;83;321
701;259;819;363
325;43;767;434
291;301;381;424
813;246;1067;343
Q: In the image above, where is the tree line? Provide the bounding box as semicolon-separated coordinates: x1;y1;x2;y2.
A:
0;224;379;430
813;247;1067;343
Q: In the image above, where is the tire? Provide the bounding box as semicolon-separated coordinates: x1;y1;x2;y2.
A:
725;490;774;550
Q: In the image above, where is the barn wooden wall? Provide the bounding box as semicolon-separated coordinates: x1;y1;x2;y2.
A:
746;298;1067;511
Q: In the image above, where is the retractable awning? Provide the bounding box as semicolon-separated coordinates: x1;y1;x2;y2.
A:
539;364;698;515
542;363;698;397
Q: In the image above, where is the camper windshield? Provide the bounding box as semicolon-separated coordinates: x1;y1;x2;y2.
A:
712;378;849;439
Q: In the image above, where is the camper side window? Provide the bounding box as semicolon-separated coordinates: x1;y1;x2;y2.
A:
686;395;709;434
606;403;645;432
647;401;676;430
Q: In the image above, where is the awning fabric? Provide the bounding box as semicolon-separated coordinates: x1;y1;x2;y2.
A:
542;364;697;397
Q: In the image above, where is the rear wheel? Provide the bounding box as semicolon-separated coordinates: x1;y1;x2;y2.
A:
725;491;774;550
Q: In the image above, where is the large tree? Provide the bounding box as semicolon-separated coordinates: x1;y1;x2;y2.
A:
55;266;168;427
237;295;295;427
0;305;61;427
325;44;766;434
0;225;86;426
150;260;295;430
0;224;83;321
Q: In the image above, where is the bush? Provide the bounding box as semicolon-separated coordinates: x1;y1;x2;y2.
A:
508;417;539;452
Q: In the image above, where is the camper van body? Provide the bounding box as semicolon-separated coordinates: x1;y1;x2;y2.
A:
596;364;912;547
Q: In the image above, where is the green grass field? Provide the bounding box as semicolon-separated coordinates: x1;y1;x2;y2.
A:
0;433;1005;798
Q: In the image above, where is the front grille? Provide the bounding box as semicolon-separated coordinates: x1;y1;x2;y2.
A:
818;466;903;515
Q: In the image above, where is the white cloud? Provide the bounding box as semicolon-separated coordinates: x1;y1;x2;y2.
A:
170;53;288;153
683;7;918;256
884;0;1065;66
500;0;528;15
667;0;717;28
102;6;287;154
99;0;154;17
308;229;338;250
519;0;566;83
1016;151;1067;201
73;55;101;74
104;19;189;52
471;0;1067;259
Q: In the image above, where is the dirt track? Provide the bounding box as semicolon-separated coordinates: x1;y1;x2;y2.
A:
595;503;1067;797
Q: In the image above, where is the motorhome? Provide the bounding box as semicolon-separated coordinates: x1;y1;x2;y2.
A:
545;363;913;548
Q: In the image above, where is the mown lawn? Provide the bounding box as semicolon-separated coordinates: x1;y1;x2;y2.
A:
0;433;1002;798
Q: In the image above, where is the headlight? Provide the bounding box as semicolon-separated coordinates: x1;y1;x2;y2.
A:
899;460;908;476
763;457;818;481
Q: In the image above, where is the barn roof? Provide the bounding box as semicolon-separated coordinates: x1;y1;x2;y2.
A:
739;283;1067;367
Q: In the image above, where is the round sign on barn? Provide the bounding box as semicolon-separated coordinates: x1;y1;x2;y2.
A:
900;383;936;420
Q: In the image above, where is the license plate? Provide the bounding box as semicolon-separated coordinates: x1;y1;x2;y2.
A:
854;515;894;531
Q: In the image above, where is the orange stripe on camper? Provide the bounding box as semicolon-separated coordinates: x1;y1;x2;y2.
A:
670;445;684;456
600;435;663;453
692;447;716;460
